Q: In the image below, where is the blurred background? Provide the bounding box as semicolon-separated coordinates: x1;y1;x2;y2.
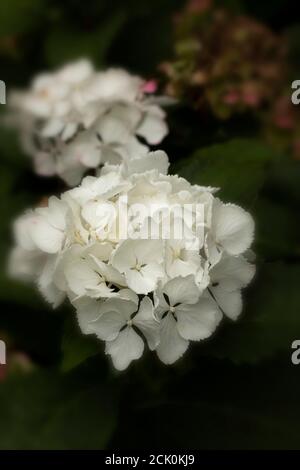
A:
1;0;300;449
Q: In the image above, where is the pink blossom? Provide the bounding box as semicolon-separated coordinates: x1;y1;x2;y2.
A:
141;80;158;94
223;90;240;105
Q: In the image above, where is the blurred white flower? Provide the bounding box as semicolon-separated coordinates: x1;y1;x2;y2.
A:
9;150;255;370
8;60;169;185
12;196;67;254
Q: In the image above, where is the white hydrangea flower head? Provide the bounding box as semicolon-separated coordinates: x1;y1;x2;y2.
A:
9;150;255;370
8;60;169;186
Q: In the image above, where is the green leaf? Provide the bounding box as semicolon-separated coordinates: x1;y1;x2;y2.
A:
0;366;117;449
286;24;300;75
174;139;277;206
0;126;29;170
45;12;125;67
254;198;300;259
124;359;300;449
0;0;46;37
265;158;300;208
0;276;46;310
61;313;101;372
202;262;300;364
39;384;117;449
215;0;244;13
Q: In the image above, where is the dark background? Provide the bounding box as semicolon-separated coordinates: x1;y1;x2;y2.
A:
1;0;300;449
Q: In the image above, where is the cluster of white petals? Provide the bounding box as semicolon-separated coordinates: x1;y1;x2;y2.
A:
9;60;168;186
10;151;255;370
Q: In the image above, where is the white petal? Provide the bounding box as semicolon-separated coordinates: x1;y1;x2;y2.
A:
116;288;139;304
88;282;118;299
126;150;169;176
64;132;101;169
108;103;142;130
30;217;64;254
140;262;164;287
125;268;157;295
204;233;222;267
61;122;78;141
98;297;137;320
90;257;126;287
89;297;137;340
41;118;65;137
112;239;137;273
53;245;83;292
113;239;164;271
13;213;36;250
133;297;160;350
163;275;200;306
156;313;189;365
89;310;126;341
39;281;65;308
166;256;200;279
176;297;221;341
79;148;101;168
58;59;93;83
153;285;170;319
8;247;45;281
137;106;168;145
210;254;255;291
120;136;148;161
37;196;67;231
65;259;100;296
38;255;59;289
84;242;113;262
105;326;144;370
59;162;85;187
81;199;116;232
209;286;242;320
33;152;56;177
88;68;142;102
212;200;254;256
83;171;129;200
100;145;123;165
73;297;102;334
133;239;164;265
97;115;131;144
195;262;210;294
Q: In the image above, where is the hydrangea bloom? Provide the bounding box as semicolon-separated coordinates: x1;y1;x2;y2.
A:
8;60;168;186
9;151;255;370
